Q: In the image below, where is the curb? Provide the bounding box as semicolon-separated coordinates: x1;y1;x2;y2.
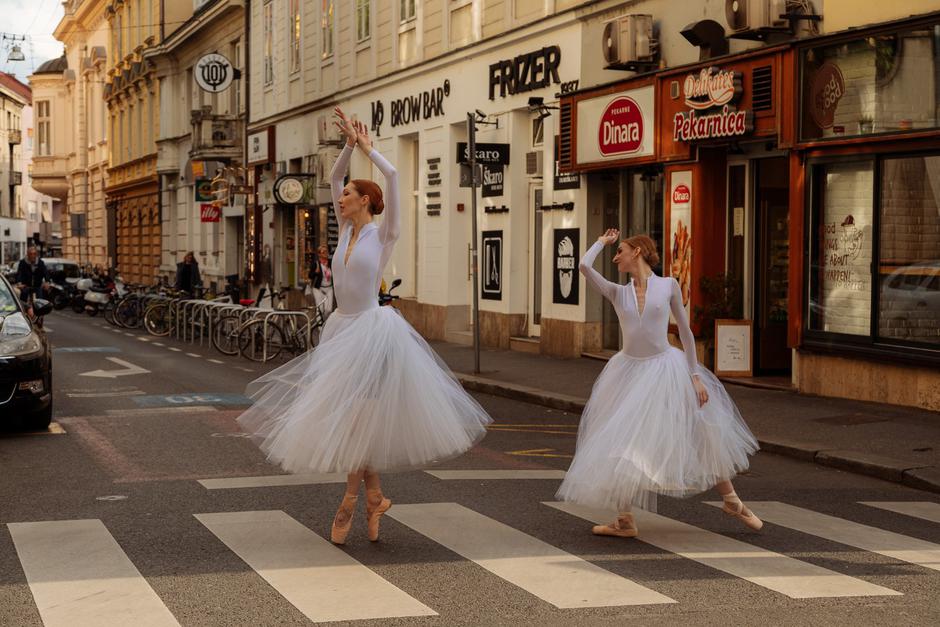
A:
455;372;940;496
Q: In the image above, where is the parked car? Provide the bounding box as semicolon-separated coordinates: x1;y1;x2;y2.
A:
0;274;53;429
43;257;82;287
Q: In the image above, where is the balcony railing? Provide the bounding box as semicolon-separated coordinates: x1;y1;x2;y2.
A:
190;106;243;162
8;130;21;145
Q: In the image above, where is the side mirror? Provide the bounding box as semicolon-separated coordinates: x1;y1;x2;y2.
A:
390;278;402;289
33;299;53;317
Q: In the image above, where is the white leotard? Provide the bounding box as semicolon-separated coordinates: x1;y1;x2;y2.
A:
580;241;698;376
329;144;400;315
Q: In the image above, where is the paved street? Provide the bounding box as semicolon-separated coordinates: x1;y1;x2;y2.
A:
1;312;939;626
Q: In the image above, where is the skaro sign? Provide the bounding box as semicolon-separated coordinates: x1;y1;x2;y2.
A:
195;53;235;93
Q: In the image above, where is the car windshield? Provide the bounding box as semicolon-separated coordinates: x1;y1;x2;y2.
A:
0;280;19;315
48;262;81;279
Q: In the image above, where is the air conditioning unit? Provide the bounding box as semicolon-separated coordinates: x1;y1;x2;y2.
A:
726;0;788;33
603;15;656;65
317;115;343;146
526;151;543;177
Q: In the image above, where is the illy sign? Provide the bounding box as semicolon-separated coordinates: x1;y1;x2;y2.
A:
598;97;643;157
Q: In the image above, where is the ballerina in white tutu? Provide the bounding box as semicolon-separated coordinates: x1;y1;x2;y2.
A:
556;229;762;537
238;108;492;544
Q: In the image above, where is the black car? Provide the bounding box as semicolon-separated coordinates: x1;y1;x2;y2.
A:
0;275;53;429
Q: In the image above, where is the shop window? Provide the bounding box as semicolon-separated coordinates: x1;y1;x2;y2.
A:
800;22;940;141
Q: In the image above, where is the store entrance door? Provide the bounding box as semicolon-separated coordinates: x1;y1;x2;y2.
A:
754;157;791;373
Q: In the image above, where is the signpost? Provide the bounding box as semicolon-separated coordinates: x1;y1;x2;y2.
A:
467;113;481;374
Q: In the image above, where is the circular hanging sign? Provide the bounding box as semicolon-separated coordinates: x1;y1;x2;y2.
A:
195;53;234;93
274;176;306;205
598;96;644;157
810;62;844;130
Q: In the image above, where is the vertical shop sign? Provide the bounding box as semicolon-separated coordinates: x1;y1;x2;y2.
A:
482;230;503;300
669;170;693;315
554;136;580;190
481;165;504;197
553;228;579;305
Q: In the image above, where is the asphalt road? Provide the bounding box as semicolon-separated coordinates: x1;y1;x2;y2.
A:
1;311;938;626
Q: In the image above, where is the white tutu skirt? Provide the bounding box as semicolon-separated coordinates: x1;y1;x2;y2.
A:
237;306;492;474
556;347;758;512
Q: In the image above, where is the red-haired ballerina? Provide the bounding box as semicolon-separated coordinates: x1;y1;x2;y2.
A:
239;108;492;544
557;229;762;536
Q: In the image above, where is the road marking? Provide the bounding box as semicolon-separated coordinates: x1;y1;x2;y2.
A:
185;353;201;358
167;347;182;352
79;357;150;379
208;358;224;364
196;510;436;622
425;470;567;480
123;332;135;337
198;473;346;489
506;448;573;459
67;390;145;398
860;502;940;524
489;426;579;435
104;406;218;416
53;346;121;353
389;502;674;608
550;502;899;599
707;501;940;573
133;393;251;408
153;342;165;347
237;367;255;372
7;519;180;627
136;337;152;342
0;422;67;437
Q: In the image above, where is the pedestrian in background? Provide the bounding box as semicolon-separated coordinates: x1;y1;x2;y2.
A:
307;244;334;316
15;246;48;317
174;252;202;295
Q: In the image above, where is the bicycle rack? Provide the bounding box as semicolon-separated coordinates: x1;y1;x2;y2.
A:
260;311;313;362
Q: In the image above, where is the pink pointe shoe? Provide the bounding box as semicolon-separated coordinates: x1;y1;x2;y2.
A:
366;489;392;542
331;494;358;545
592;513;638;538
721;493;763;531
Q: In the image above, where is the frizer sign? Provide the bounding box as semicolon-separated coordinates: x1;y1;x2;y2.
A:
195;53;234;93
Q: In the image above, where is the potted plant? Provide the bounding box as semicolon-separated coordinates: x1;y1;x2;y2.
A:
692;273;743;369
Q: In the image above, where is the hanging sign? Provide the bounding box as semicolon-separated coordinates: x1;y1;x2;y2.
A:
481;165;504;197
552;228;579;305
673;67;751;142
194;178;214;202
194;53;235;93
810;62;845;130
482;230;503;300
456;142;510;165
200;203;221;223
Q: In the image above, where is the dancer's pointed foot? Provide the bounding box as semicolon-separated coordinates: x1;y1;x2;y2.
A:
721;492;763;531
592;513;638;538
366;489;392;542
331;494;358;544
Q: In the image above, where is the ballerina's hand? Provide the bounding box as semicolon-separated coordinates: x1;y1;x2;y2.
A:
598;228;620;246
353;119;373;153
333;107;357;147
693;376;709;407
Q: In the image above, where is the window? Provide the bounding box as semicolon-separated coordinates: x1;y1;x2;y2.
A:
807;154;940;353
321;0;335;58
289;0;301;73
400;0;416;22
36;100;50;156
449;0;476;48
263;0;274;86
356;0;371;42
115;12;123;58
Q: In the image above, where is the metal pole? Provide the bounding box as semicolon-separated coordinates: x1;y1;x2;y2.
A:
467;112;481;374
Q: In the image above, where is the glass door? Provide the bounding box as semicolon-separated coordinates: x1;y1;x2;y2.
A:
528;185;543;337
754;157;791;373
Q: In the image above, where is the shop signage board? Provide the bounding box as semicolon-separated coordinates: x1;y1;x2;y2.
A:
194;178;214;202
481;165;504;197
672;67;752;142
194;53;235;93
482;230;503;300
714;319;753;377
456;142;510;166
552;228;579;305
575;85;654;165
200;203;221;223
488;45;561;100
669;170;693;317
370;80;451;136
810;62;845;130
553;136;580;190
247;128;272;165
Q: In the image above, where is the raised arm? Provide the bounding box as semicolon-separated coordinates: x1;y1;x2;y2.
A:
579;232;620;303
330;144;354;231
668;277;700;377
368;148;399;245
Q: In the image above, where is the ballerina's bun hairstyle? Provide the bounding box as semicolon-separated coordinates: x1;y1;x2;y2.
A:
623;234;660;267
350;179;385;215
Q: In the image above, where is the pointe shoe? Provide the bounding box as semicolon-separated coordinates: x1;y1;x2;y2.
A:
331;494;358;544
366;489;392;542
722;495;763;531
592;514;638;538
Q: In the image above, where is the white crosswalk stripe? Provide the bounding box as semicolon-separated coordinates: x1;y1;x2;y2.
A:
548;502;899;599
709;501;940;573
198;473;346;489
388;502;675;607
195;510;436;623
425;469;568;480
859;501;940;524
7;519;180;627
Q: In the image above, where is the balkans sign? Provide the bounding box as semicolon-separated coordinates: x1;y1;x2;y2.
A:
195;53;234;93
575;85;654;165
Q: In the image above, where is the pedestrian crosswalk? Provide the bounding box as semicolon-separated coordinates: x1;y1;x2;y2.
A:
5;500;940;625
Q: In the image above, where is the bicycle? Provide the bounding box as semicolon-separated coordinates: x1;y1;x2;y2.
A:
237;305;326;362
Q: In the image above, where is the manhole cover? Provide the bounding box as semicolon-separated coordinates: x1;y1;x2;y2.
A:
812;413;892;426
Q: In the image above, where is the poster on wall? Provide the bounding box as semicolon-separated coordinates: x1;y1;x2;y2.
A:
669;170;693;316
714;319;753;377
482;230;502;300
552;228;579;305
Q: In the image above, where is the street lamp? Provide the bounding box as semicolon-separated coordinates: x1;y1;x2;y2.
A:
1;34;27;63
7;45;24;62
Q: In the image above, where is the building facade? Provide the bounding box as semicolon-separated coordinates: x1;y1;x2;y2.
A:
148;0;246;291
104;0;163;284
0;73;30;265
20;93;61;258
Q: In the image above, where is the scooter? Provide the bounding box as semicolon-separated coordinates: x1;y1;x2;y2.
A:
379;278;401;307
84;275;125;317
71;276;93;313
44;282;70;310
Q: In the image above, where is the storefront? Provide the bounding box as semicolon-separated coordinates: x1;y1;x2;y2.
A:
794;12;940;410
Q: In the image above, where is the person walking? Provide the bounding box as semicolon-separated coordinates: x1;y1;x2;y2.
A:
238;108;492;545
307;244;334;316
556;229;762;537
174;252;202;295
15;246;48;317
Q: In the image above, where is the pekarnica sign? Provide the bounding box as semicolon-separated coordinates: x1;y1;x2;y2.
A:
673;67;751;142
598;96;644;156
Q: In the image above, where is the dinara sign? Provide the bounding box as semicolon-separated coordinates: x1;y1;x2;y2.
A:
598;96;643;156
672;184;691;204
673;67;751;142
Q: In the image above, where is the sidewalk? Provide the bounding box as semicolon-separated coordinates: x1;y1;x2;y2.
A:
431;341;940;494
